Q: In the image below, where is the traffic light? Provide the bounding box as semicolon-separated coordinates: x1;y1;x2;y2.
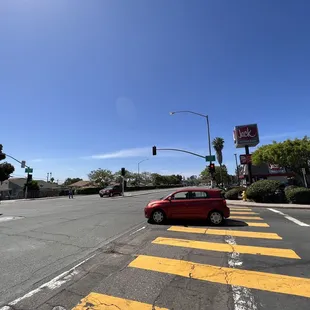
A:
209;163;215;174
27;174;33;183
152;146;157;156
121;167;126;176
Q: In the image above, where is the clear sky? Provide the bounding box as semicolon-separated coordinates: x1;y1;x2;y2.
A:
1;0;310;182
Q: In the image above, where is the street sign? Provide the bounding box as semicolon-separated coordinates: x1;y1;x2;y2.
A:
21;160;26;168
25;167;33;173
205;155;216;162
240;154;252;164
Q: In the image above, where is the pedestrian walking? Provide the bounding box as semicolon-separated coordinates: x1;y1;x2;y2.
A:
68;189;73;199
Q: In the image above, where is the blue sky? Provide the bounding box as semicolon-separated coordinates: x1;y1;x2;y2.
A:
1;0;310;182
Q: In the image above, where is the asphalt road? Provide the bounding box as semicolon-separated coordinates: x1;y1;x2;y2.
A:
1;196;310;310
0;189;175;309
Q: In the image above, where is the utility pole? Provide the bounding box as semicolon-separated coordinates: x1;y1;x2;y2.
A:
245;145;253;185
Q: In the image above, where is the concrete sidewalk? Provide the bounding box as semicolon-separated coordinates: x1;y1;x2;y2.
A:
227;199;310;210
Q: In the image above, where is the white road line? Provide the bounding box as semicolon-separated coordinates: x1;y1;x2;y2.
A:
0;254;96;310
130;226;146;235
225;235;258;310
268;208;310;227
0;216;23;223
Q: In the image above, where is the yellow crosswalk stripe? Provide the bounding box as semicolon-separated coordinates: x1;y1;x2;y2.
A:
230;211;258;215
168;226;281;239
129;255;310;298
245;222;270;227
152;237;300;259
72;292;168;310
230;216;263;220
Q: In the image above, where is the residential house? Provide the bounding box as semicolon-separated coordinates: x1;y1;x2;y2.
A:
0;178;62;199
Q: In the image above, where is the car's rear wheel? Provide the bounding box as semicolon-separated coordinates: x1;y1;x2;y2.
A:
209;210;223;225
152;210;165;224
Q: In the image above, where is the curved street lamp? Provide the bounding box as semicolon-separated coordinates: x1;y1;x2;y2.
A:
138;158;149;185
170;110;213;187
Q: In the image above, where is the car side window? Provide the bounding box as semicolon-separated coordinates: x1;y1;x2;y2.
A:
173;192;190;200
190;191;209;199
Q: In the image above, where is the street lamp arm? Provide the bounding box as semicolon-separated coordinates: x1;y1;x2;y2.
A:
4;154;30;168
170;110;207;118
138;158;149;165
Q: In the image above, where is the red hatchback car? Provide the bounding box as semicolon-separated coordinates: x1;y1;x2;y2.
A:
145;188;230;225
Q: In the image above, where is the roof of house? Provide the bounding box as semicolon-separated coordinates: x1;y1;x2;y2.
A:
36;180;61;189
9;178;27;187
68;180;94;188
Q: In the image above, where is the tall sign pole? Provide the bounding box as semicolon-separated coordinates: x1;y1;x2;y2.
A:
233;124;259;185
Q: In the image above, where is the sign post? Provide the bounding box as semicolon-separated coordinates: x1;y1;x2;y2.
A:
233;124;260;185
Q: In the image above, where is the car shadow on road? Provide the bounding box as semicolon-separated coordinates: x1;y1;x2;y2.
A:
148;219;248;227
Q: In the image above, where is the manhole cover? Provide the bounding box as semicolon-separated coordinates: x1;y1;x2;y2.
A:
52;307;67;310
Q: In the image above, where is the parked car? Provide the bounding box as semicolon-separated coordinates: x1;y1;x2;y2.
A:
144;188;230;225
99;185;122;197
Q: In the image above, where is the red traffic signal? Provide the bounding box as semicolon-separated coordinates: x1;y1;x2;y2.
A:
152;146;157;156
209;163;215;174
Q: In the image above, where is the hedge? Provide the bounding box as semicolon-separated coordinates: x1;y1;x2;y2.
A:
246;180;281;203
225;187;246;200
285;187;310;204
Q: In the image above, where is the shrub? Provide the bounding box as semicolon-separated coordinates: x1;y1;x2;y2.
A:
285;187;310;204
284;185;299;192
225;187;246;200
246;180;281;203
77;187;101;195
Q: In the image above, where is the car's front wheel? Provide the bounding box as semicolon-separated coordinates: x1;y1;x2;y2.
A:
152;210;165;224
209;211;223;225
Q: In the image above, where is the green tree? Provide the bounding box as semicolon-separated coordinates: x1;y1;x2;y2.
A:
88;169;113;187
151;173;164;186
212;137;225;184
252;137;310;178
26;180;40;191
63;178;83;186
0;144;15;184
200;165;231;186
139;172;152;185
186;175;201;186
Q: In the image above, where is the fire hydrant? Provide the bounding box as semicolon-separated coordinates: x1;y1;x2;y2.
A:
242;191;247;201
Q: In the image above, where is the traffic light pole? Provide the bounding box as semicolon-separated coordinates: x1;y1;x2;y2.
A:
206;115;214;188
4;153;31;199
154;148;206;159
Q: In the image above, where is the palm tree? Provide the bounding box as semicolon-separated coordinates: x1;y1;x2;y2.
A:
212;137;225;185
